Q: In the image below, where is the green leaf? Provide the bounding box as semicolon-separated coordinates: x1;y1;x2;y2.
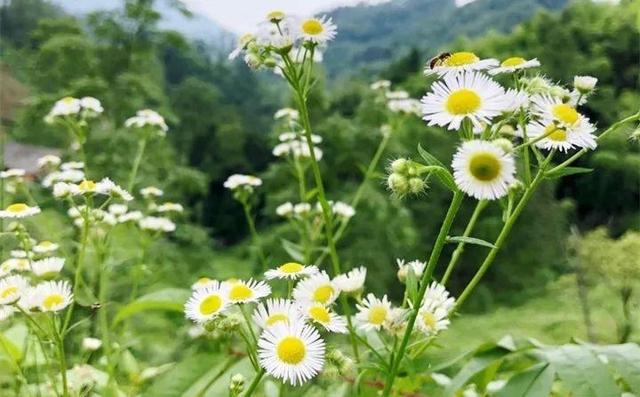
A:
495;363;555;397
417;143;446;168
588;343;640;394
405;266;418;305
113;288;190;326
0;324;25;365
443;348;507;396
281;239;305;263
539;344;621;397
446;236;496;249
545;166;593;179
430;167;458;192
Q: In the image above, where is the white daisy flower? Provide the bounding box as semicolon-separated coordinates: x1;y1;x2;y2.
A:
0;168;25;179
118;211;143;223
386;90;409;100
0;275;29;304
79;97;103;114
227;279;271;304
424;52;498;77
2;258;30;273
452;140;517;200
355;293;393;332
0;305;16;321
276;202;294;217
190;277;218;290
573;76;597;94
258;321;325;386
502;89;530;113
184;281;230;324
0;203;41;219
139;216;176;232
223;174;262;190
10;250;31;259
96;178;133;201
155;202;184;213
300;302;347;333
42;169;85;187
275;108;299;120
125;109;168;135
530;95;586;129
422;72;512;131
423;282;456;313
228;33;255;60
140;186;164;198
370;80;391;91
396;258;426;281
416;300;451;336
31;257;65;279
388;98;422;115
332;201;355;219
489;57;540;75
46;97;81;119
82;337;103;351
265;262;319;280
37;154;62;169
293;203;312;215
295;15;337;45
256;19;295;49
107;204;128;216
61;161;85;171
332;266;366;294
292;272;339;306
525;120;597;152
383;307;409;335
253;298;300;328
33;280;73;312
35;240;60;254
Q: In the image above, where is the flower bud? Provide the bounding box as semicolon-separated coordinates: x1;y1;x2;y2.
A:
387;173;409;195
229;373;245;395
244;53;262;70
266;10;285;23
573;75;597;94
408;177;426;194
263;57;277;68
492;138;513;154
390;158;409;173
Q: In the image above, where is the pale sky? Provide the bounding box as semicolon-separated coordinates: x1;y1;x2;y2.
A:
180;0;391;33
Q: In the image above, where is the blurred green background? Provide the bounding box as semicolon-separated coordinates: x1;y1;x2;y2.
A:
1;0;638;377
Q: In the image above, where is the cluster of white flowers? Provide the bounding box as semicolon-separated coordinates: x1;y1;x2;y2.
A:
124;109;168;136
414;51;598;200
275;200;355;219
273;131;324;160
45;96;103;122
370;83;422;116
229;11;337;72
52;177;133;201
223;174;263;192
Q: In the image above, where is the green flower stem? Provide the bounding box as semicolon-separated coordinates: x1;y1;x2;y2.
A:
127;137;148;192
63;206;91;333
239;304;258;346
51;316;69;397
441;199;488;285
454;151;555;310
382;190;464;396
241;200;268;271
284;53;360;361
545;111;640;175
313;128;392;267
519;111;532;185
97;249;115;380
243;368;265;397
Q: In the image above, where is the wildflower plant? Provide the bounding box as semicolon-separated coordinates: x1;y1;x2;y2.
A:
193;11;640;397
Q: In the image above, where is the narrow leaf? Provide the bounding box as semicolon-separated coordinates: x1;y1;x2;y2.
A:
417;143;446;168
113;288;190;326
545;166;593;179
281;239;305;262
446;236;496;249
495;363;555;397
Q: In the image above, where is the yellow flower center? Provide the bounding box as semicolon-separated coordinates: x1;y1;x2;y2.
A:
7;203;28;213
199;295;222;315
544;125;568;142
552;104;579;125
278;262;304;274
422;311;437;330
443;52;479;66
229;284;253;301
313;285;334;304
40;241;54;247
62;97;76;104
302;19;323;35
446;89;481;115
266;313;289;326
1;286;18;299
267;10;285;21
309;305;331;324
277;336;306;364
195;277;211;286
78;180;96;191
43;294;64;310
469;152;501;182
368;306;388;325
501;57;526;67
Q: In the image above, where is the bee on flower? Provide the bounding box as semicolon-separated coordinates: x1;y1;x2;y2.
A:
424;51;498;77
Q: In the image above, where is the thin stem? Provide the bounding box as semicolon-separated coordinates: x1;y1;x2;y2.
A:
63;207;91;333
382;190;464;396
242;201;268;271
442;200;488;285
127;137;147;192
243;368;265;397
454;151;555;310
239;304;258;346
97;251;115;380
51;316;69;397
519;111;532;185
546;111;640;175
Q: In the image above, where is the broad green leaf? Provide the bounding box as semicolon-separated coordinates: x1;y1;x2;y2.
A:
113;288;190;326
545;166;593;179
0;323;28;363
201;358;254;397
540;344;620;397
405;266;418;305
495;363;555;397
417;143;446;168
443;348;507;396
588;343;640;394
446;236;496;249
281;239;305;262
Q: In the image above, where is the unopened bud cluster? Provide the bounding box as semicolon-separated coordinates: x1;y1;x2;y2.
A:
386;158;427;197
